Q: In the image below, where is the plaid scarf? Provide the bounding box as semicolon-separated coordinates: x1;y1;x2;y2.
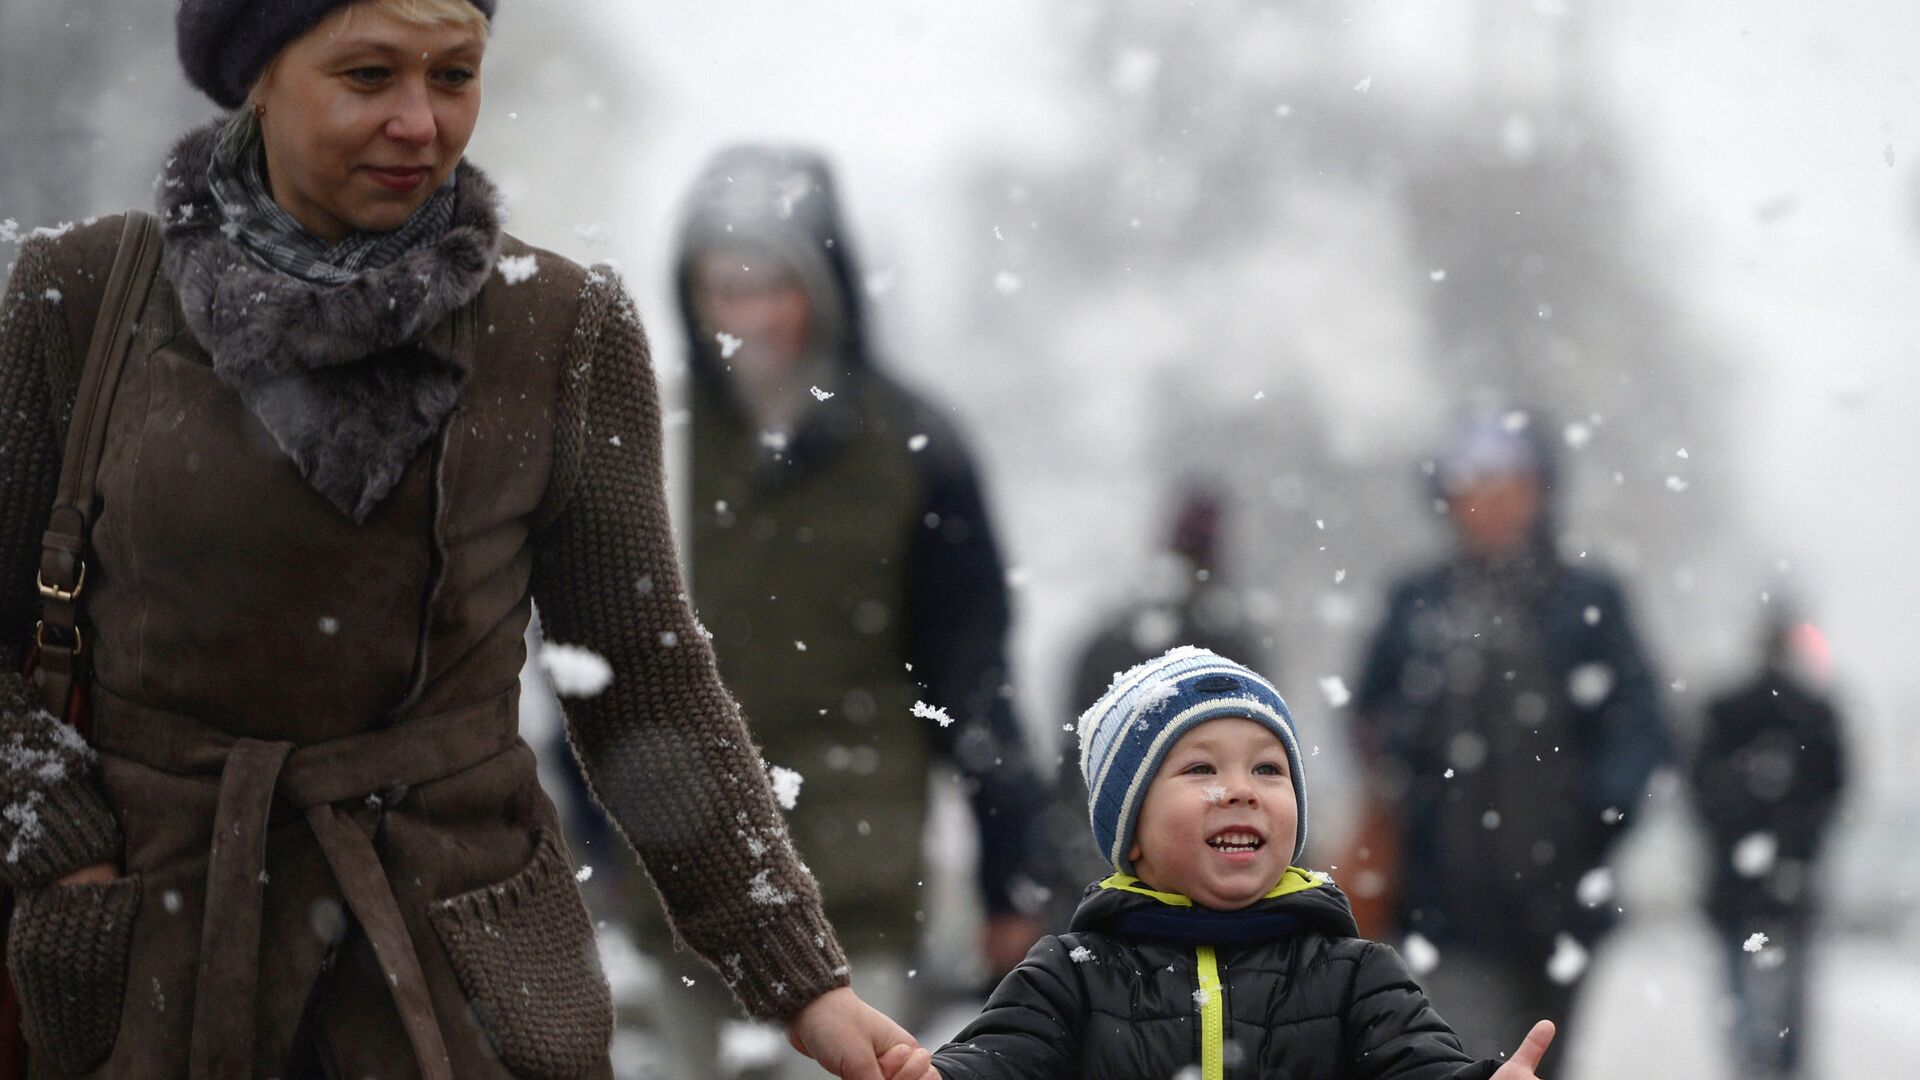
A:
206;120;457;286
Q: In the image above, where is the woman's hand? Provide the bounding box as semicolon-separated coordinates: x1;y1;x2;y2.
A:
54;862;116;886
785;986;928;1080
1490;1020;1555;1080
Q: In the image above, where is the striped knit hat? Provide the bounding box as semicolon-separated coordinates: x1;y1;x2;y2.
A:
1078;647;1307;874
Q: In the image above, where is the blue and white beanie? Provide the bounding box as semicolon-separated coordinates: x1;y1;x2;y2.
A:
1078;647;1307;875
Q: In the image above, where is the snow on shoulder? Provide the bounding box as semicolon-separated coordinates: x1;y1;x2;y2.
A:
497;253;538;285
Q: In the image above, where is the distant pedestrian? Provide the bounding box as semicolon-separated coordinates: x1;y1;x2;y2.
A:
1690;610;1847;1080
617;143;1045;1078
1352;411;1669;1070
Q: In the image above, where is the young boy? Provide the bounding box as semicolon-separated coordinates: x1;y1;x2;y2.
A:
917;647;1555;1080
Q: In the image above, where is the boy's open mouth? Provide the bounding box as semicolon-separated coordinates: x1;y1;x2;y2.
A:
1206;829;1265;853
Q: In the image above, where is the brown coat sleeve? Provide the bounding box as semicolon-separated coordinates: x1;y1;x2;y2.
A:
528;269;848;1021
0;235;124;888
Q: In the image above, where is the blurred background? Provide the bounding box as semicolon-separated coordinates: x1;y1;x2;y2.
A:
6;0;1917;1075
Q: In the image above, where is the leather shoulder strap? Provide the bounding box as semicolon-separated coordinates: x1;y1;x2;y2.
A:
32;211;164;717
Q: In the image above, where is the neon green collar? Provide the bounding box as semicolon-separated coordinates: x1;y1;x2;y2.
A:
1097;865;1327;908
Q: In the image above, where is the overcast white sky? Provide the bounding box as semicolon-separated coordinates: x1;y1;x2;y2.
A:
520;1;1920;792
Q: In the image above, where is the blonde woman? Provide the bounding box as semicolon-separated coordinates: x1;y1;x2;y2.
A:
0;1;934;1077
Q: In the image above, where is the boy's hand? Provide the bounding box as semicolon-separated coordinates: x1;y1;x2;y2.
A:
879;1043;937;1079
1490;1020;1555;1080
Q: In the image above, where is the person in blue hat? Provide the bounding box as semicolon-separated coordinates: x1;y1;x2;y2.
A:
1352;411;1671;1072
921;647;1557;1080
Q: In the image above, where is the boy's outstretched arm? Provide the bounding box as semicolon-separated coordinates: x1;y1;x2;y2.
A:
927;937;1086;1080
1345;943;1500;1080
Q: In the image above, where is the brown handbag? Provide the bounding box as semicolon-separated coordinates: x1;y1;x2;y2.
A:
2;211;165;1079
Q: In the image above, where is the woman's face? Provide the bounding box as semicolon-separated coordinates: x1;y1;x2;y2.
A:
254;4;485;242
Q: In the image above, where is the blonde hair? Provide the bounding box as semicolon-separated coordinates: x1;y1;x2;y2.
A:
337;0;492;38
226;0;490;152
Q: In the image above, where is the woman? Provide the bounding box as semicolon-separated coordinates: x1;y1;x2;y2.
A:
0;1;936;1077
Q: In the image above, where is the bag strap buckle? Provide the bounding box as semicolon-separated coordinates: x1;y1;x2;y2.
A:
36;563;85;604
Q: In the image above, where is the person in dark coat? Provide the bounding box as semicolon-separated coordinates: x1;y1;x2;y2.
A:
0;2;927;1076
613;143;1045;1077
1689;611;1847;1080
931;648;1557;1080
1352;412;1670;1071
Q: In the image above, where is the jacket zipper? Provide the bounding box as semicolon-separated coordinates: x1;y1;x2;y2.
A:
1196;945;1225;1080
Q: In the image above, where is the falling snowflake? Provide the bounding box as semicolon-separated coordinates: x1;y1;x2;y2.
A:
1743;932;1769;954
1319;676;1351;708
571;222;613;246
912;701;955;728
1568;663;1616;708
1733;832;1778;878
717;332;744;359
809;386;835;402
718;1021;787;1074
1402;932;1440;976
994;271;1023;295
540;642;613;698
1354;75;1373;92
575;865;594;883
909;434;929;452
1576;867;1614;908
1546;934;1589;985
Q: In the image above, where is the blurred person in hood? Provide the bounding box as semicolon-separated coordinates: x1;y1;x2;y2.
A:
1689;607;1847;1080
616;144;1046;1078
1350;411;1670;1071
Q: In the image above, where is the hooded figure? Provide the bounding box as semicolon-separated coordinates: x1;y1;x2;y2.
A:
1351;411;1670;1071
619;145;1044;1075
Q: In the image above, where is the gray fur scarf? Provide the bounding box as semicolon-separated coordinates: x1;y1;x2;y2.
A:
157;122;503;522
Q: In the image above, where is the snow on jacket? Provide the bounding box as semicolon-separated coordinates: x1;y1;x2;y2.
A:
932;868;1500;1080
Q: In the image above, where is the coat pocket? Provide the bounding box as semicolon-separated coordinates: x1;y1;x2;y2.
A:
427;828;612;1079
6;875;141;1074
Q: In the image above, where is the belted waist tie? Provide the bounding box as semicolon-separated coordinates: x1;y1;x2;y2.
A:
90;686;522;1080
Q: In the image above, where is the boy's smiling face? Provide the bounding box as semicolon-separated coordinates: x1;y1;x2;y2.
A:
1128;717;1297;910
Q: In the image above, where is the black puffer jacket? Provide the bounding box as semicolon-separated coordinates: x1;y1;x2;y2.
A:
934;869;1500;1080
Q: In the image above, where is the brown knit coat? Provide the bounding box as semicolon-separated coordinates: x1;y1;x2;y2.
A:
0;128;846;1078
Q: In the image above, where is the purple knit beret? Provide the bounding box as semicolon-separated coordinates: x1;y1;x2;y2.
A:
177;0;498;110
